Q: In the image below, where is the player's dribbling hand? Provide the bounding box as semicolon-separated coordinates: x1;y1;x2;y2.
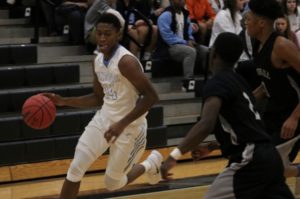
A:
42;93;66;106
160;156;177;181
104;122;125;144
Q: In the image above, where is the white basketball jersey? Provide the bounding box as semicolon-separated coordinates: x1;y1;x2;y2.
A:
94;45;146;126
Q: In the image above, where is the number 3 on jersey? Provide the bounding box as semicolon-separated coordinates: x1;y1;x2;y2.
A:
243;92;261;120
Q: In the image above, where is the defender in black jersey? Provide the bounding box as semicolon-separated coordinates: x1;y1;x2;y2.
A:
161;32;293;198
246;0;300;178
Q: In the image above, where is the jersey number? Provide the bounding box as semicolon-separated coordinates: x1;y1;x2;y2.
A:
242;92;261;120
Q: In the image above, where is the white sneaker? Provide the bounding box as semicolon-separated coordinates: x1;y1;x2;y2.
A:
145;150;163;185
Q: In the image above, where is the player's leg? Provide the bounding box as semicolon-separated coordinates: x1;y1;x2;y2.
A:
104;123;163;191
205;143;292;199
276;134;300;177
60;113;110;199
262;181;294;199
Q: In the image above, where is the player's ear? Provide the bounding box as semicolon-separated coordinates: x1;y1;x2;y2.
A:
117;29;123;41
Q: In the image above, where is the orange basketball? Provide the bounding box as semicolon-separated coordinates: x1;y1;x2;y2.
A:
22;94;56;129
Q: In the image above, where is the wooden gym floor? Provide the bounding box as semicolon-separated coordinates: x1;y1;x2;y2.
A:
1;153;300;199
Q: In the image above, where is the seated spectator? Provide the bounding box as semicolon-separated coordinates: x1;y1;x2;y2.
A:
151;0;168;24
209;0;244;47
209;0;224;14
156;0;207;91
55;0;90;45
185;0;216;45
116;0;157;60
40;0;63;36
281;0;300;32
275;16;300;48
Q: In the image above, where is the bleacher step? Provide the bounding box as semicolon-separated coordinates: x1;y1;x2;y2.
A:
38;54;94;64
159;91;195;100
0;18;30;26
0;26;47;37
164;114;199;125
0;36;69;45
0;10;9;19
162;100;201;118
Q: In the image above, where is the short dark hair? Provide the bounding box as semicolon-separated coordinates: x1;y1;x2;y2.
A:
249;0;284;21
214;32;244;64
96;13;121;31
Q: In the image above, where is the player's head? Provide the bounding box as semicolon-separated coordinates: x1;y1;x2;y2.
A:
209;32;244;70
248;0;283;21
95;13;122;54
246;0;283;38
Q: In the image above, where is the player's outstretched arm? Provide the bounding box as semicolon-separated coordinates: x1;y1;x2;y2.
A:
43;63;104;108
161;96;222;180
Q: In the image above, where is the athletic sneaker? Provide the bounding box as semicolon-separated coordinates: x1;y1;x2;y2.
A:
145;150;163;185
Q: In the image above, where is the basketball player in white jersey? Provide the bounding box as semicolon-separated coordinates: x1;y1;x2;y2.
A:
45;13;162;199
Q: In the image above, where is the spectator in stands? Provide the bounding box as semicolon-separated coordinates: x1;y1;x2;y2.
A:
84;0;125;52
45;13;161;199
209;0;245;47
147;0;169;24
116;0;158;60
281;0;300;32
156;0;206;91
160;32;294;199
185;0;216;45
40;0;63;36
55;0;90;45
275;15;300;48
209;0;224;14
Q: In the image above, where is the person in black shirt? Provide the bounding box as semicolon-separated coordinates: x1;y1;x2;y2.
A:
160;32;294;198
246;0;300;178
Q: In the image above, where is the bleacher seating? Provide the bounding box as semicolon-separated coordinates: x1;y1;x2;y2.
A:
0;63;80;89
0;44;37;66
0;105;166;166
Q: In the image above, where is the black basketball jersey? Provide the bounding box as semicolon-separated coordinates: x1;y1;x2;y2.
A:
203;69;271;156
253;32;300;116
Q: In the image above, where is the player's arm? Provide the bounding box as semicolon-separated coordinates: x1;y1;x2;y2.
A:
273;37;300;72
273;37;300;139
118;55;159;125
44;63;104;108
104;55;159;143
161;96;222;180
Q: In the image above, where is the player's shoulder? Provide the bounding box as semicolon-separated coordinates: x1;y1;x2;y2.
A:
274;35;293;50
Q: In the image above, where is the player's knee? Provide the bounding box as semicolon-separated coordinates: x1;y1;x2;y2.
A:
104;175;127;191
66;149;94;182
66;160;86;182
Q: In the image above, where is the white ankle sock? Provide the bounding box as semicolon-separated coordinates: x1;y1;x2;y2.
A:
141;160;151;172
